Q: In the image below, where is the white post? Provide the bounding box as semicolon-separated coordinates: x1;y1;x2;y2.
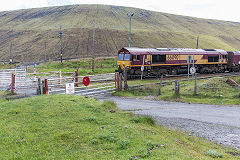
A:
192;54;195;79
187;55;190;80
141;55;145;80
58;70;62;85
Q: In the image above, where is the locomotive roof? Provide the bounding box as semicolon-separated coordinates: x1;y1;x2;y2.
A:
230;51;240;55
119;47;227;55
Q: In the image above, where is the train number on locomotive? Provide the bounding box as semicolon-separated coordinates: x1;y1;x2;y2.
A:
167;55;180;61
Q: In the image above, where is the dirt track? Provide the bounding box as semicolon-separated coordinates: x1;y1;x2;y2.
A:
99;96;240;150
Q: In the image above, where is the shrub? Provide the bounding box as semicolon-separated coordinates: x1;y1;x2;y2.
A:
98;134;118;143
118;139;130;149
100;100;117;110
131;116;155;126
205;150;223;158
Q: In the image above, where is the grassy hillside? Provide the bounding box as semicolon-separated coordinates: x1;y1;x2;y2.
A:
0;94;238;159
0;4;240;62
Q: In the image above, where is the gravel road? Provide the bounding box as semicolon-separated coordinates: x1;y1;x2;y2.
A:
99;96;240;150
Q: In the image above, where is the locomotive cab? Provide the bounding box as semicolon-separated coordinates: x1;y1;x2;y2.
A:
117;51;131;72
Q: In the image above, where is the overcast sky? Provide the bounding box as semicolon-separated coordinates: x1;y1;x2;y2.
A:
1;0;240;22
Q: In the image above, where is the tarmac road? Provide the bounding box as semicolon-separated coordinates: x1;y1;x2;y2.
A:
99;96;240;150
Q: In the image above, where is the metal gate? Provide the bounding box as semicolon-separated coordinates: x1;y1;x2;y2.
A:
48;73;116;96
1;69;117;97
0;68;37;95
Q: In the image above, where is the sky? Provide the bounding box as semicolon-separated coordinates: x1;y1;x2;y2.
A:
0;0;240;22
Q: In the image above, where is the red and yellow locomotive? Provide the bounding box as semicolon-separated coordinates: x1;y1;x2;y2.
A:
117;47;240;76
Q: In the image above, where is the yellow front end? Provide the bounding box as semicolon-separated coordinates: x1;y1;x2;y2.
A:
117;60;131;71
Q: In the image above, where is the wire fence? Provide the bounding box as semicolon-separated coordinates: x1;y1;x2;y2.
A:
127;73;240;97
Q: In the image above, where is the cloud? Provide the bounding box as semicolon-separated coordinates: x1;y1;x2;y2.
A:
47;0;74;6
0;0;48;11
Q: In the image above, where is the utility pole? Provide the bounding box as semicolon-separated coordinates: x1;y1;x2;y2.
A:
58;26;63;63
196;36;199;49
127;13;134;48
9;42;12;63
92;22;95;72
44;41;47;62
194;35;199;68
192;36;199;78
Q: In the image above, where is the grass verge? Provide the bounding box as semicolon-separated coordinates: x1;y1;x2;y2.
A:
0;94;238;159
0;91;12;102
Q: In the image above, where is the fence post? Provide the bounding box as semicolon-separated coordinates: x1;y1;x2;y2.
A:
11;73;15;94
194;73;197;96
175;80;180;96
119;73;123;91
34;65;37;80
124;67;128;90
58;70;62;85
116;72;120;90
45;79;49;95
75;68;79;87
158;75;163;95
115;72;116;88
42;80;46;94
37;78;41;95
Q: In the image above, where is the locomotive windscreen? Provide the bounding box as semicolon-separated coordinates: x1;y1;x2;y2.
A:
118;54;124;60
124;54;130;61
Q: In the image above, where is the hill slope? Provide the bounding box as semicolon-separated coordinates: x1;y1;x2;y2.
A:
1;4;240;62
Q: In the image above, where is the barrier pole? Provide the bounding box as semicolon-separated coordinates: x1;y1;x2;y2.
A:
175;80;180;96
37;78;41;95
124;67;128;90
45;79;49;95
115;72;117;88
194;73;197;96
75;68;79;87
58;70;62;85
11;73;15;94
117;72;120;90
42;80;45;94
158;75;163;95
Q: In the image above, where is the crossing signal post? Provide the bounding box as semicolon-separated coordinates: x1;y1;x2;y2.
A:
59;26;63;63
127;13;134;48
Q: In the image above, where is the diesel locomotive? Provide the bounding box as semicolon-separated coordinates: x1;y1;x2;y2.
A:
117;47;240;76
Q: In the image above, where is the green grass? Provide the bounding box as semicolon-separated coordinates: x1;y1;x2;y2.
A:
0;94;238;159
0;91;10;103
35;57;117;75
0;63;17;69
114;76;240;105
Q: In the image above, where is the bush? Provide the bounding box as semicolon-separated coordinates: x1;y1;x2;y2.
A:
131;116;155;126
205;150;223;158
98;134;118;143
100;100;117;110
118;139;130;149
